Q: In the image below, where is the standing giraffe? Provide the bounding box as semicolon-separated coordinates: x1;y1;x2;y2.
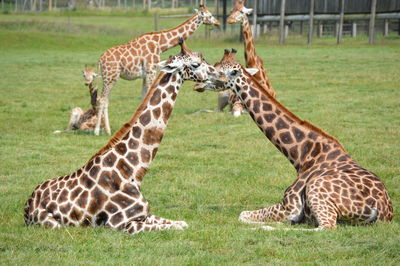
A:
194;0;276;117
54;65;105;133
24;40;223;234
95;4;220;136
208;49;393;230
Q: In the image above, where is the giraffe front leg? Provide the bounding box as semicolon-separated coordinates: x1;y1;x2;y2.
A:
94;97;105;136
123;215;188;234
217;90;230;112
239;203;286;224
145;214;188;228
142;69;157;99
66;107;83;131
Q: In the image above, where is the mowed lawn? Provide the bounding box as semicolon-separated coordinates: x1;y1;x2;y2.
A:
1;13;400;265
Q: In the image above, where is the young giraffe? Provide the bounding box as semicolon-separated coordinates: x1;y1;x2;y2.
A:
54;65;105;133
24;40;223;234
208;49;393;230
95;4;219;136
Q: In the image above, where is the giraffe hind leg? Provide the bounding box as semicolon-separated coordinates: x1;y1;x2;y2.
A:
28;208;62;229
307;195;338;230
239;203;286;224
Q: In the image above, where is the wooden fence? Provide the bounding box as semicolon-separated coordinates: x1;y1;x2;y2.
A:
240;0;400;44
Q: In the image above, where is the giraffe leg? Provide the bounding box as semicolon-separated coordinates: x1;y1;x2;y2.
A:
217;91;230;112
94;96;106;136
142;69;157;99
103;98;111;135
28;208;62;229
240;178;307;225
239;203;286;224
67;107;83;131
123;215;188;235
306;192;338;230
231;100;244;117
95;77;115;136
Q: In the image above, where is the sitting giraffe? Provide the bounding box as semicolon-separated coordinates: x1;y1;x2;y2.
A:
24;40;223;234
206;49;393;230
95;3;219;136
54;65;105;134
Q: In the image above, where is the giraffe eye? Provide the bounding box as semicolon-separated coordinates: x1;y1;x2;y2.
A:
231;70;239;76
192;63;200;68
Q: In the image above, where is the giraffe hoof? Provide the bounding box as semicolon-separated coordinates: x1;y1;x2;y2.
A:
233;110;241;117
239;211;266;224
173;221;188;230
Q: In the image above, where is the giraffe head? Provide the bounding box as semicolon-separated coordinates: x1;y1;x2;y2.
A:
158;39;225;84
196;3;220;26
82;64;98;86
227;0;253;24
193;49;258;92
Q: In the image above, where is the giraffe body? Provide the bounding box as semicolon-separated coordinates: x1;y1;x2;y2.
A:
95;5;219;135
25;41;221;234
211;50;393;229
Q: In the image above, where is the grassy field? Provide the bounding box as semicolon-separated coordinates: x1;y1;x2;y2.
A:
1;12;400;265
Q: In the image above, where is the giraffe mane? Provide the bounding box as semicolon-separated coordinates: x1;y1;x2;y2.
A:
89;72;169;160
241;67;345;150
137;13;199;38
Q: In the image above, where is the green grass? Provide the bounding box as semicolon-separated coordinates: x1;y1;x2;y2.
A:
1;13;400;265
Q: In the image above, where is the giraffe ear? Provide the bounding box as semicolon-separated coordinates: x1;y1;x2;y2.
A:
194;8;199;13
158;60;168;69
159;60;182;73
245;68;259;75
242;7;253;15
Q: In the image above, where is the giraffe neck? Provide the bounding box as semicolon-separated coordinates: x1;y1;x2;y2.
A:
89;83;98;110
242;17;257;68
234;73;347;173
241;17;273;94
89;72;183;186
158;14;202;52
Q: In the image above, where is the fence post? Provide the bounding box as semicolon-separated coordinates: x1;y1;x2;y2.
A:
279;0;286;44
352;22;357;37
222;0;227;32
300;21;303;35
369;0;377;44
317;21;322;37
308;0;314;44
384;19;389;36
252;0;257;37
336;0;345;44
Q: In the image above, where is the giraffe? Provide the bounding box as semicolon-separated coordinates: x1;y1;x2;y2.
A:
207;49;393;230
95;4;220;136
54;65;105;134
24;40;223;234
